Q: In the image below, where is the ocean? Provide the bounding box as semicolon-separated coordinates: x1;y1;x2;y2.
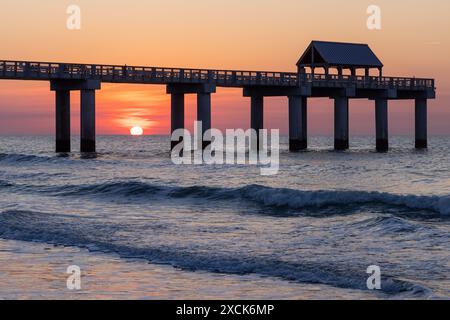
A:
0;135;449;300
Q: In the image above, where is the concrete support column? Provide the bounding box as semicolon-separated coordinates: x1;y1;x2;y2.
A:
251;96;264;149
415;98;428;149
80;90;96;153
375;99;389;152
171;93;185;151
55;90;71;153
51;80;100;154
334;97;349;150
197;93;212;149
288;96;307;151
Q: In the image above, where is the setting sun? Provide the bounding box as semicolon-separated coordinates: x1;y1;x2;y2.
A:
130;126;144;136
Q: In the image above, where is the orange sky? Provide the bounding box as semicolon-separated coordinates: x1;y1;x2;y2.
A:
0;0;449;135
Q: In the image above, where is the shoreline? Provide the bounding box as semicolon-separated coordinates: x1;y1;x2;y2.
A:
0;238;384;300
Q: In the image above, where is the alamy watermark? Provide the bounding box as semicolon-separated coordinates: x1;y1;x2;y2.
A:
66;5;81;30
66;265;81;290
171;121;279;176
366;265;382;290
367;5;382;30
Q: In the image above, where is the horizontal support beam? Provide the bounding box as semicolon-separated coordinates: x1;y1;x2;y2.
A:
167;83;216;94
314;87;356;98
394;88;436;100
361;88;397;99
243;85;311;97
50;79;101;91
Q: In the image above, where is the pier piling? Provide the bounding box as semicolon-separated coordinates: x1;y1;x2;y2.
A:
250;96;264;150
415;99;428;149
80;90;96;153
334;97;349;150
170;93;185;151
375;99;389;152
289;96;308;151
55;90;71;153
197;93;212;150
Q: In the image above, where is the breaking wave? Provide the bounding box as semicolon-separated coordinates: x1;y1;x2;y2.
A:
7;180;449;216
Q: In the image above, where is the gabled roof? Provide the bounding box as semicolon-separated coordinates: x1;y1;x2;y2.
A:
297;41;383;68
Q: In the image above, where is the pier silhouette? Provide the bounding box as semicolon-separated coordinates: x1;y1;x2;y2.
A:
0;41;435;153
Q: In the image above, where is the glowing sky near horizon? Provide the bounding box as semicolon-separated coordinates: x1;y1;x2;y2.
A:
0;0;449;135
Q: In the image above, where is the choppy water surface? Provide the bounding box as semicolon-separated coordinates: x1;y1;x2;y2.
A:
0;135;449;299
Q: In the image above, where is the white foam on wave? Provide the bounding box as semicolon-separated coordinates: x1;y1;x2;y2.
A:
62;182;450;216
239;185;450;216
3;177;450;216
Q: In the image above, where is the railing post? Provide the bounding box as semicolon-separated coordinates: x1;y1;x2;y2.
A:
208;70;213;83
232;71;237;84
122;66;127;79
23;62;30;77
151;67;156;80
256;72;262;84
36;63;41;78
179;69;185;82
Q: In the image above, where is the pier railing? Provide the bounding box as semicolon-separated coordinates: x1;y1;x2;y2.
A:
0;60;435;90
